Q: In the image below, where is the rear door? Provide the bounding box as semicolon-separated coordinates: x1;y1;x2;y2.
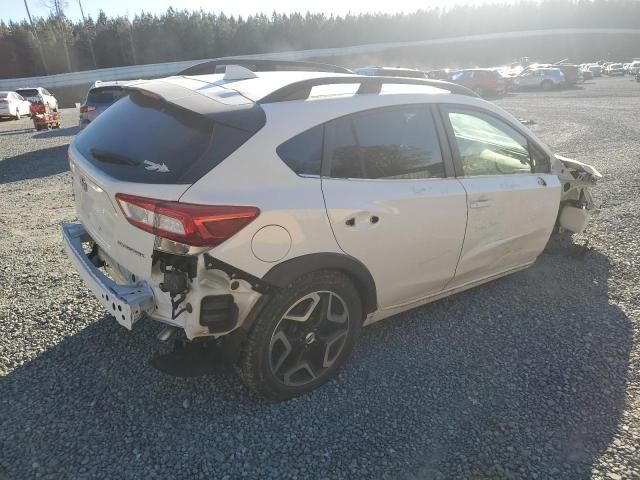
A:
440;105;560;288
321;104;467;308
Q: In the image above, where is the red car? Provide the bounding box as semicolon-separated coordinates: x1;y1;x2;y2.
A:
448;69;506;97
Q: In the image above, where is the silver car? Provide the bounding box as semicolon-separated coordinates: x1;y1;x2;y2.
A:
513;68;566;91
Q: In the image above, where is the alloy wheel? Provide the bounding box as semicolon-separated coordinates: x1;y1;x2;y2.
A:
269;291;350;387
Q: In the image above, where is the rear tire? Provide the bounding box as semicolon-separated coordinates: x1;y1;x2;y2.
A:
238;270;362;401
14;111;20;120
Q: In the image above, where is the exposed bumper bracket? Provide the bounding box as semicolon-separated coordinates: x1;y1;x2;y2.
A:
61;223;156;330
203;254;274;294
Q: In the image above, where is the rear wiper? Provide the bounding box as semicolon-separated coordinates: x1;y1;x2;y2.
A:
90;149;140;166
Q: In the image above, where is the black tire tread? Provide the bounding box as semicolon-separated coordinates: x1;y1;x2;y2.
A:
238;270;361;401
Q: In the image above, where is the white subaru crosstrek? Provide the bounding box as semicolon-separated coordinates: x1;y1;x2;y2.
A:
62;64;600;400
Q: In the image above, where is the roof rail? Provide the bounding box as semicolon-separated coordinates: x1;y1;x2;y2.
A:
178;58;352;76
259;76;478;103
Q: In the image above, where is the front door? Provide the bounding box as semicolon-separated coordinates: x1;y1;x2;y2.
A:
440;105;560;288
321;104;468;308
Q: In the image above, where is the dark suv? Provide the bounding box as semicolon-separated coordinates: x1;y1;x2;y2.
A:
79;81;130;130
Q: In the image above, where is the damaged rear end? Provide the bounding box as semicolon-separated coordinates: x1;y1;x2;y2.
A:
555;155;602;233
62;78;266;339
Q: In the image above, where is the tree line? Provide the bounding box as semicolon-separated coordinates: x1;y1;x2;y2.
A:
1;0;640;79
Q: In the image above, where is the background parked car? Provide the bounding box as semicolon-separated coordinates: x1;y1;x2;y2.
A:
513;68;566;90
555;64;583;84
586;64;602;77
580;68;594;81
447;68;506;96
605;63;625;76
79;81;130;130
353;66;428;78
0;91;31;120
14;87;58;111
627;61;640;75
426;69;450;80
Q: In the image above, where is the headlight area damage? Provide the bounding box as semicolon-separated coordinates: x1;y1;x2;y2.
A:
555;155;602;234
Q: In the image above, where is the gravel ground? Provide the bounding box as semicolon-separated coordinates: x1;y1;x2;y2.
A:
0;77;639;479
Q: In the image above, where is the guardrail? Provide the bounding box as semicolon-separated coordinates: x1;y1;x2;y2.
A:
1;28;639;90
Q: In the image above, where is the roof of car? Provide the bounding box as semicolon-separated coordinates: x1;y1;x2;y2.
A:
121;70;478;134
132;71;468;105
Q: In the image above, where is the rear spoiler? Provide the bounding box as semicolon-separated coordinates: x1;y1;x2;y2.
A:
124;79;266;134
178;58;351;76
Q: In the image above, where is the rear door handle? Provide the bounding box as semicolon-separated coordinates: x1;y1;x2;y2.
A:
345;215;380;227
469;200;493;209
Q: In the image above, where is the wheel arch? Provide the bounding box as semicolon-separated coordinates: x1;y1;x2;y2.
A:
262;252;378;317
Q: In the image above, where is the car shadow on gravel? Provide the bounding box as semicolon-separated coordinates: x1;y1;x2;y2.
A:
33;125;80;139
0;249;632;479
0;127;37;136
0;144;69;184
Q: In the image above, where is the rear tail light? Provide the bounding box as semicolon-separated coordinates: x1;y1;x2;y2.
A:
79;105;96;113
0;100;8;104
115;194;260;248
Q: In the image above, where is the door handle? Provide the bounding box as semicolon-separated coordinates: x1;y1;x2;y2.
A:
345;215;380;227
469;200;493;209
537;177;547;187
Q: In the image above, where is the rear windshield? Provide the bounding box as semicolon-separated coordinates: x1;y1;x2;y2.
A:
15;89;39;97
0;92;8;98
87;87;124;105
74;91;253;184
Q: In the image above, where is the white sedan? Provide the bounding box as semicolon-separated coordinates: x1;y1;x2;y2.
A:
0;91;31;120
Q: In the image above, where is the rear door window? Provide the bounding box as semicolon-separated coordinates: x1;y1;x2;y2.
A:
325;105;445;179
74;91;253;184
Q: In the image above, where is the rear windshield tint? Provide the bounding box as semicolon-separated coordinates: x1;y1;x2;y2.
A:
87;87;124;105
0;93;7;98
15;89;39;97
74;91;253;184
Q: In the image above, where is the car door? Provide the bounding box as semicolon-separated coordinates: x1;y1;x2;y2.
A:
321;104;468;308
439;105;560;288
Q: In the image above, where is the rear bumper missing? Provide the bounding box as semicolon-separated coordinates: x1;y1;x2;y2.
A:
61;222;156;329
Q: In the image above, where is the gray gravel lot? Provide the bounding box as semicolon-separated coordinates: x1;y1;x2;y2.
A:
0;77;639;479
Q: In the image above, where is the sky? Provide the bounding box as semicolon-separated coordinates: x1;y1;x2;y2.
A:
2;0;512;23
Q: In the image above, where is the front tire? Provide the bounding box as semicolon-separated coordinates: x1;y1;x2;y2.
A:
238;270;362;401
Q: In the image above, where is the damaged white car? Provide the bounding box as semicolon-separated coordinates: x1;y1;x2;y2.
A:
62;63;600;400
